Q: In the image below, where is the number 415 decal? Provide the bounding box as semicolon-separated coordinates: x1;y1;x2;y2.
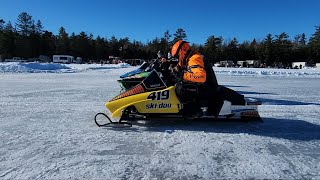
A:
147;90;169;100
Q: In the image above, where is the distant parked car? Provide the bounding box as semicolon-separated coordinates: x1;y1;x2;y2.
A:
53;55;75;64
5;57;28;62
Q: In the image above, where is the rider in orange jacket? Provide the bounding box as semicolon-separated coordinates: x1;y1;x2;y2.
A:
171;40;205;118
171;40;206;83
171;40;222;118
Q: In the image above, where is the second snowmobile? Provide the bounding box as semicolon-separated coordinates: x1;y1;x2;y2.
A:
118;58;178;90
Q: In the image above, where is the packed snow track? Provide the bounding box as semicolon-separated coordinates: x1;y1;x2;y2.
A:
0;64;319;179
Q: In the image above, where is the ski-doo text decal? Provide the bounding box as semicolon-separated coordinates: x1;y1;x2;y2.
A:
147;90;169;100
146;102;172;109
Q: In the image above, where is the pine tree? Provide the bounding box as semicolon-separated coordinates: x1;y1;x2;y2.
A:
27;20;44;58
147;37;162;59
204;35;223;63
162;30;171;53
300;33;307;46
0;19;6;59
1;21;17;58
35;20;44;35
262;34;274;66
292;33;308;63
56;27;69;54
274;32;292;66
238;41;251;63
293;33;307;48
308;26;320;63
40;30;56;57
293;34;301;49
0;19;5;30
164;30;171;40
109;36;120;58
119;37;130;59
224;37;239;61
15;12;33;36
14;12;35;58
249;38;259;60
95;36;108;60
69;32;92;60
173;28;187;42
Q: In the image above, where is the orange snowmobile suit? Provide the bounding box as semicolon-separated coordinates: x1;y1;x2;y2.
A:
182;52;206;83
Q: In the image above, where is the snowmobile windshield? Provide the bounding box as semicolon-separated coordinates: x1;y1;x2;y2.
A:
141;70;167;91
119;62;150;78
139;61;149;69
144;59;161;72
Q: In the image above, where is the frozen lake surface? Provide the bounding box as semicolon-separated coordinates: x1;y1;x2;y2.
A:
0;63;319;179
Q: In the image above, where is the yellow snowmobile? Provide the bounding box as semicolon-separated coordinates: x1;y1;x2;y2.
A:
94;70;262;128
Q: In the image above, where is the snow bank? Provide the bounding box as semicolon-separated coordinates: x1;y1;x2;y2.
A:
0;62;131;73
214;67;320;78
0;62;320;78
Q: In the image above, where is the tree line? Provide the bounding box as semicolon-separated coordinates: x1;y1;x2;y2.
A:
1;12;320;67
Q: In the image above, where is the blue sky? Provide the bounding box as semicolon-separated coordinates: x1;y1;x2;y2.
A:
1;0;319;44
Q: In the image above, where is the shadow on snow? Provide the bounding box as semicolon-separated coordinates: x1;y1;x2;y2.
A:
258;97;320;106
237;91;278;95
108;118;320;141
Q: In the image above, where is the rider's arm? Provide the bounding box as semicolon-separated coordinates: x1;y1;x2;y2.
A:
183;67;206;83
182;54;206;83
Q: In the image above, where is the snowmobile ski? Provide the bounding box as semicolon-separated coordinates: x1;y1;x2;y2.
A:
94;113;132;128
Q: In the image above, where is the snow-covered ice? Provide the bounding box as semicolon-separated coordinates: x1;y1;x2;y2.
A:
0;62;319;179
0;62;130;73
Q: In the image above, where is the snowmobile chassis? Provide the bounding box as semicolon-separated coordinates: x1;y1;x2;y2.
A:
95;70;262;128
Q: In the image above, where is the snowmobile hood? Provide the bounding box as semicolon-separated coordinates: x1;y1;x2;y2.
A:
106;86;181;118
120;71;150;80
120;62;150;78
120;68;145;78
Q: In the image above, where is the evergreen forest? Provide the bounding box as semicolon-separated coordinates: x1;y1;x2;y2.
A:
1;12;320;67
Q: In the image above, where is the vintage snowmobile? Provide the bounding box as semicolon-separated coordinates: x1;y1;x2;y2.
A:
94;70;262;128
118;61;151;90
118;71;150;90
120;60;152;79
